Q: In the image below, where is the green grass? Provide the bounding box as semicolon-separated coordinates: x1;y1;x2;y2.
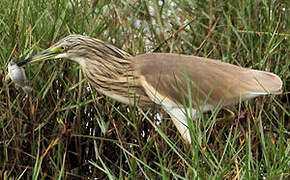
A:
0;0;289;179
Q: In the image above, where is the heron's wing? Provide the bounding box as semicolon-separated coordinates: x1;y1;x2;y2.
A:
133;53;282;108
132;53;282;143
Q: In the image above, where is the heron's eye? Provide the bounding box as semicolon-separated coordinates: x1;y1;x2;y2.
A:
58;45;67;52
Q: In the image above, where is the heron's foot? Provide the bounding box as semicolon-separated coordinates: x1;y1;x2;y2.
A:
216;108;235;126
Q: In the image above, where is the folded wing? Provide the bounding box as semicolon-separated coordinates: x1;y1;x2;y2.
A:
132;53;282;143
133;53;282;108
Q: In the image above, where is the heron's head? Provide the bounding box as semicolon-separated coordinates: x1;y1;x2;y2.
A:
18;34;131;67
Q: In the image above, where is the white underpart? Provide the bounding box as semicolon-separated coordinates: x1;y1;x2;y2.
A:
55;53;68;59
241;93;266;102
70;57;86;67
161;102;197;144
140;76;214;144
55;53;87;67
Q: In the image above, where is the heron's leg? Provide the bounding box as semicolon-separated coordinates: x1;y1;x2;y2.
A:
216;108;235;126
161;103;201;144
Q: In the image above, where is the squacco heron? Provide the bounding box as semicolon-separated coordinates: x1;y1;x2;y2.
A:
18;35;283;144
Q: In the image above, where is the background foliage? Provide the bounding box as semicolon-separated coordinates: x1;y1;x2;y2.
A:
0;0;289;179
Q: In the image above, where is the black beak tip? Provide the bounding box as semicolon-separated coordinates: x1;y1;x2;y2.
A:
17;57;31;67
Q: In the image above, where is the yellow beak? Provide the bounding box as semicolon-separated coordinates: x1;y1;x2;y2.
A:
17;48;58;67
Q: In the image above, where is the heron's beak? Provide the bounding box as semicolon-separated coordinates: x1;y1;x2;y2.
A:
17;48;58;67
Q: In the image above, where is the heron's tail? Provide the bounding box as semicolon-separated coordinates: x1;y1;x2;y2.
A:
249;70;283;95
